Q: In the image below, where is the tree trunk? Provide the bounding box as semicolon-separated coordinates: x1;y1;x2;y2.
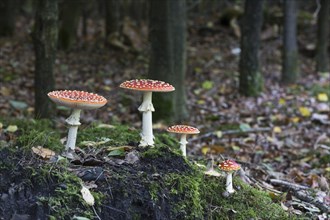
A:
33;0;58;118
105;0;120;39
0;0;18;37
58;0;82;50
239;0;264;96
316;0;330;73
148;0;188;123
282;0;299;83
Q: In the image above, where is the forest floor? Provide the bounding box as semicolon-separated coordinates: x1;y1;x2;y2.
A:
0;11;329;219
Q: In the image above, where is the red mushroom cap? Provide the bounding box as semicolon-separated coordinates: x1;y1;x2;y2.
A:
48;90;107;110
167;125;200;134
218;160;241;172
119;79;175;92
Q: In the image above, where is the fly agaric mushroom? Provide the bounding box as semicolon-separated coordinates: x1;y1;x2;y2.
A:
218;159;241;194
120;79;175;147
167;125;200;157
48;90;107;152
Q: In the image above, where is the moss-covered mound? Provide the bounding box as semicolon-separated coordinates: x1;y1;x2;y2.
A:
0;118;297;219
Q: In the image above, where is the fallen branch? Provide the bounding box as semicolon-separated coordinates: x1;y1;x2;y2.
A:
270;179;329;213
190;127;271;142
270;179;309;190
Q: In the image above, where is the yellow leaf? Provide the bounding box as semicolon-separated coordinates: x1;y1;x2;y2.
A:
317;93;329;102
279;98;286;105
290;117;300;123
81;185;95;206
32;146;56;159
6;125;18;133
299;107;311;117
273;126;282;133
201;146;210;155
0;122;3;129
325;167;330;172
215;131;222;138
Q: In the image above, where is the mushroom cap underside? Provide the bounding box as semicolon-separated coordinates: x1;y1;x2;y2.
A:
48;90;107;110
119;79;175;92
167;125;200;134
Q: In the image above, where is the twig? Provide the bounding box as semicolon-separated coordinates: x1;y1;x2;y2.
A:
92;205;101;220
270;179;330;213
187;0;201;12
313;0;321;18
270;179;309;190
293;190;329;213
190;127;271;142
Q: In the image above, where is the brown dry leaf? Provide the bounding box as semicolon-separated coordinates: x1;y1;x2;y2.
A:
318;176;329;191
32;146;55;159
201;145;226;155
107;145;133;151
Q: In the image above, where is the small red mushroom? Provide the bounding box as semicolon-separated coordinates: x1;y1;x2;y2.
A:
218;159;241;194
120;79;175;147
48;90;107;152
167;125;200;157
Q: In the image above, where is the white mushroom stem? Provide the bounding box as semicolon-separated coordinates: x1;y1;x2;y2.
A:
226;172;235;194
138;92;155;147
179;134;188;157
65;109;82;151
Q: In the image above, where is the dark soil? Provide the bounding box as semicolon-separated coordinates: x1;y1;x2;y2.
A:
0;144;191;220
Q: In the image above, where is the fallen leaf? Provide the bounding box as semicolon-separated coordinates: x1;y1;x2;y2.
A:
317;93;328;102
201;145;225;155
81;185;95;206
96;124;115;129
299;107;311;117
108;149;125;157
290;117;300;123
201;146;210;155
239;123;251;132
316;103;330;112
202;80;214;90
80;138;111;147
318;176;329;191
204;168;221;177
312;113;329;124
6;125;18;133
280;202;289;211
273;126;282;133
32;146;56;159
279;98;286;105
72;216;91;220
9;100;28;110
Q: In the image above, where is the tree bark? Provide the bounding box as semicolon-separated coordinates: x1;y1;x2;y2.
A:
239;0;264;96
0;0;18;37
316;0;330;73
148;0;188;123
33;0;58;118
282;0;299;83
58;0;82;50
105;0;120;39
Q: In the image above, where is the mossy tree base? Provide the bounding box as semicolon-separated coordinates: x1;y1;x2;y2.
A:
0;118;295;219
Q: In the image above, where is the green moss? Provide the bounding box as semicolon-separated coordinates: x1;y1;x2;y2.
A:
149;167;294;220
200;177;295;219
0;117;63;152
77;124;140;147
0;118;299;219
37;164;103;219
164;173;203;219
